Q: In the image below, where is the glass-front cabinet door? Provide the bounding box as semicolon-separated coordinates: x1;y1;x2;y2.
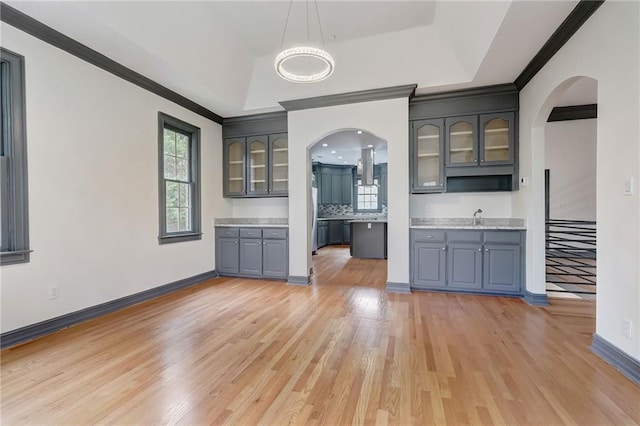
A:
247;136;268;195
412;119;444;192
269;133;288;195
224;138;246;196
480;112;514;165
446;116;478;167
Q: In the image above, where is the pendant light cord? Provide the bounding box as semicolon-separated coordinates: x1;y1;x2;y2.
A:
314;0;327;49
306;0;310;44
279;0;293;49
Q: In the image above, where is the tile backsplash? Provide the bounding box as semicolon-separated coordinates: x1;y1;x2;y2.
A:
318;204;388;218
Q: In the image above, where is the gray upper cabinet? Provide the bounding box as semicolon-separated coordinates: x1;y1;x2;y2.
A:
223;134;288;198
480;112;514;166
409;85;519;193
223;139;246;197
412;243;447;288
320;174;332;204
269;134;289;195
342;175;352;205
331;175;342;204
446;116;478;167
247;136;269;196
379;164;388;203
412;119;444;193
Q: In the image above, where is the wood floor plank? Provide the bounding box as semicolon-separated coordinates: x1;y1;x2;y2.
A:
2;246;639;425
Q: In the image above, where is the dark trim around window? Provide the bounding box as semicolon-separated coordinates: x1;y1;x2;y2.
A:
0;48;30;265
157;112;202;244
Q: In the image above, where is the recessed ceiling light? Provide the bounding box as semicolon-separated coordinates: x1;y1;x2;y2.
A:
357;130;363;134
343;161;348;164
367;144;373;148
331;150;336;154
338;156;342;159
322;143;328;147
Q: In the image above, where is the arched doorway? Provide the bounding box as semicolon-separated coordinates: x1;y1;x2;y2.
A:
308;129;388;287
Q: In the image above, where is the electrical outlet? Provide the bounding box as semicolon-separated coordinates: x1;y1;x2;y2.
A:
48;285;60;300
623;319;632;339
425;204;431;212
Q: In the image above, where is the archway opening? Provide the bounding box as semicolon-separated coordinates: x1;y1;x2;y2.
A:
308;129;388;288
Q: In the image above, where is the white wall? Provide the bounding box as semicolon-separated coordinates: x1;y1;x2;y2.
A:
288;98;409;284
514;2;639;360
0;24;231;333
410;193;512;218
228;198;288;219
545;119;597;221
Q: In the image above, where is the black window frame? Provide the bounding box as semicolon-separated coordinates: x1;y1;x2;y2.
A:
0;48;30;265
158;112;202;244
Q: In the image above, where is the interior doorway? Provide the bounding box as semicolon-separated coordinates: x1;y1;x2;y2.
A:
542;77;597;300
308;129;388;288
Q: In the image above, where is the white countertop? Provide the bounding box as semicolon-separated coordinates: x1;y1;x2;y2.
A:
214;218;288;228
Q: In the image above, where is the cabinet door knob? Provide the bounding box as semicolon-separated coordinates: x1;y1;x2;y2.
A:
485;248;489;252
442;247;446;251
478;248;481;251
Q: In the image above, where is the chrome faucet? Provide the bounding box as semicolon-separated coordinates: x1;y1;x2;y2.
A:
473;209;483;225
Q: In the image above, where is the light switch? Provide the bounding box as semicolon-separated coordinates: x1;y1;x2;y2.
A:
368;223;372;229
624;177;635;196
519;177;528;187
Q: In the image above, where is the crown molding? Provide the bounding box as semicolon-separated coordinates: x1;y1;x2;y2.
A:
515;0;605;90
279;84;417;112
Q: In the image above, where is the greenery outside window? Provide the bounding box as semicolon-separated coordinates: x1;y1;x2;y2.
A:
355;178;380;212
158;112;201;244
0;48;30;265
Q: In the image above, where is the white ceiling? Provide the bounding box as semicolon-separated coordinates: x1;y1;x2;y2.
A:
310;130;387;165
7;1;579;118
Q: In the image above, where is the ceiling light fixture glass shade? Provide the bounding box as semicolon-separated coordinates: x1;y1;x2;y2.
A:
275;46;334;83
275;0;334;83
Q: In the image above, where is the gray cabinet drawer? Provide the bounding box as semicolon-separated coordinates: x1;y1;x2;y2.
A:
412;230;446;242
447;230;482;242
484;231;521;244
216;227;239;238
240;228;262;239
263;228;288;239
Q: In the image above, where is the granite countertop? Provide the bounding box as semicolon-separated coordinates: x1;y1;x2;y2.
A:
348;219;388;223
318;216;387;221
410;217;526;230
215;218;288;228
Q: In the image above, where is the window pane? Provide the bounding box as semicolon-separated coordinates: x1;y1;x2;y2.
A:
166;181;179;207
164;155;176;179
176;133;189;160
164;129;176;156
179;207;191;232
166;208;179;233
176;159;189;182
178;183;190;207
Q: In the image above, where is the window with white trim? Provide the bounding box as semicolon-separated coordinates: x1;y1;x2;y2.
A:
355;178;380;212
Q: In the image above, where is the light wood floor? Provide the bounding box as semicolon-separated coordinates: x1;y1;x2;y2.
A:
2;246;638;425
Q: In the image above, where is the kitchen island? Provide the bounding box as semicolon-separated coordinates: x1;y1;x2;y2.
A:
350;219;388;259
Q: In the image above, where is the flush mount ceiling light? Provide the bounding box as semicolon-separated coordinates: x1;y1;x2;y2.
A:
275;0;334;83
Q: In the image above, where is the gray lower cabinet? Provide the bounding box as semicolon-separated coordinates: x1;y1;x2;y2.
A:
263;239;288;278
239;239;262;276
447;243;483;290
329;220;343;244
342;223;350;244
317;222;328;248
483;244;520;292
216;237;240;274
410;229;523;295
216;227;288;280
412;243;446;288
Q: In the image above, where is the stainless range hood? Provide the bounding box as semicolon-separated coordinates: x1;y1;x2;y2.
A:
357;147;375;185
